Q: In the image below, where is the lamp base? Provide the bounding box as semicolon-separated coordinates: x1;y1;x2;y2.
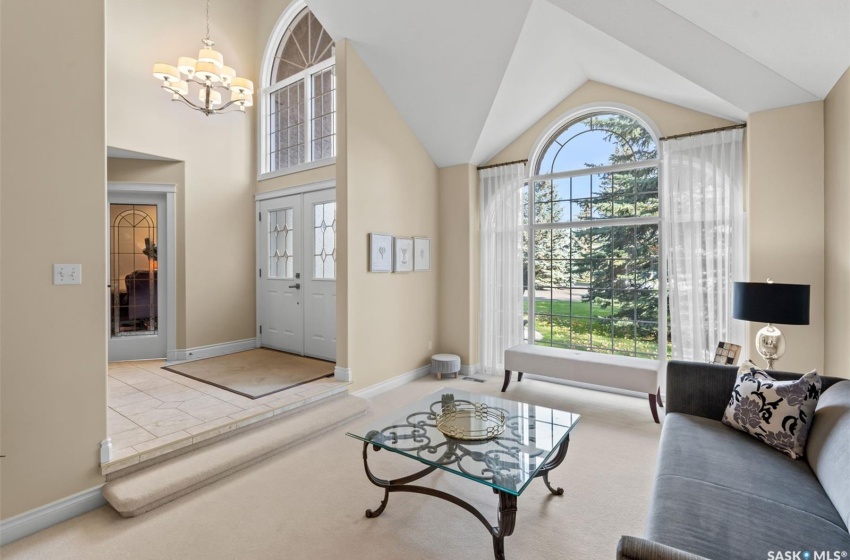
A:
755;323;785;370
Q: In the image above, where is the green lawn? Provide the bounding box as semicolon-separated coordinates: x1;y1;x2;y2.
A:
524;297;672;357
526;298;619;318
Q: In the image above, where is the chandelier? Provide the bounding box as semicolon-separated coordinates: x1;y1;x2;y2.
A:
152;0;253;116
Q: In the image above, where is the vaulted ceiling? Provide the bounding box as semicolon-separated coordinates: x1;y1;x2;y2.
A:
308;0;850;167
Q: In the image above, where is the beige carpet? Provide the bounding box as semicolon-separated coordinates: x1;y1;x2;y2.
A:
1;376;662;560
163;349;334;399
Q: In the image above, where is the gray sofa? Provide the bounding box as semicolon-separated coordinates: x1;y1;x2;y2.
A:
618;361;850;560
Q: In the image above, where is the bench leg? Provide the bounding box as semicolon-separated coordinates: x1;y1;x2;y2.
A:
656;386;664;408
517;371;524;382
648;393;660;424
502;370;511;392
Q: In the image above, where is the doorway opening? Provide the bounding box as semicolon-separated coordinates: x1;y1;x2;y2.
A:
107;184;176;361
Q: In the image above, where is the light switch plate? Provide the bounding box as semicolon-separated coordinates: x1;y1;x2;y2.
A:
54;264;82;285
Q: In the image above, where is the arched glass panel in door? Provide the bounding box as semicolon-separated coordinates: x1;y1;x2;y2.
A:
110;206;158;337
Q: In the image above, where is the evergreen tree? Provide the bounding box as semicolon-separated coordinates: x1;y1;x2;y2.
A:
569;114;661;343
522;181;571;292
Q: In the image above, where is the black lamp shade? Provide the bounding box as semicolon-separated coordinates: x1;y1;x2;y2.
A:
732;282;810;325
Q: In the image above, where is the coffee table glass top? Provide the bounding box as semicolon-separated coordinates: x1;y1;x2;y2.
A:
346;388;580;496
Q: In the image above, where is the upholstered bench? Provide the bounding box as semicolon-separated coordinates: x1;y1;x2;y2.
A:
503;344;662;422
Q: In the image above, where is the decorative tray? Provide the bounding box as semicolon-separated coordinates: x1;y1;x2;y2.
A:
435;394;506;441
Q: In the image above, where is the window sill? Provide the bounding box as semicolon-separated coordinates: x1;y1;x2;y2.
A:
257;157;336;182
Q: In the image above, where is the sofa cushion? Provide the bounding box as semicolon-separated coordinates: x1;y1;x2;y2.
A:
721;362;821;458
646;413;850;559
806;380;850;532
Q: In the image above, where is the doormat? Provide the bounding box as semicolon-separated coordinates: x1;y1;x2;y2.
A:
163;348;335;399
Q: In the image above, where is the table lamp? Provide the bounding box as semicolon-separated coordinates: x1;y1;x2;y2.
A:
732;280;810;369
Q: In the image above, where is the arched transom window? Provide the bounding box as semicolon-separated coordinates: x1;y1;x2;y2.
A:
262;6;335;176
526;110;667;359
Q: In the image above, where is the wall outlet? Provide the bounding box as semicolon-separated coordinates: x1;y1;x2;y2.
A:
53;264;82;285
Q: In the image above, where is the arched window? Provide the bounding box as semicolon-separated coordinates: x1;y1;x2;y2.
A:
526;109;667;359
260;3;335;177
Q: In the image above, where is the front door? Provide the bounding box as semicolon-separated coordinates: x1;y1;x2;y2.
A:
302;189;336;360
108;192;168;361
258;189;336;361
259;194;304;354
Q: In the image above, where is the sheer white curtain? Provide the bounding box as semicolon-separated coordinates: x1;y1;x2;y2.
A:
662;128;746;362
479;163;526;373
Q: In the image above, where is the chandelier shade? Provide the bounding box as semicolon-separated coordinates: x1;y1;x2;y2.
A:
220;65;235;84
194;61;221;83
230;77;254;95
198;48;224;68
177;57;197;76
172;80;189;96
153;63;180;83
152;0;250;116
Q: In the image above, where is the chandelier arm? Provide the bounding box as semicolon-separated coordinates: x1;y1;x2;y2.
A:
164;86;243;116
210;102;253;115
165;89;209;113
216;99;242;111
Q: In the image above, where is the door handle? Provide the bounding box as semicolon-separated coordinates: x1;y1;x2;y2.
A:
289;283;301;289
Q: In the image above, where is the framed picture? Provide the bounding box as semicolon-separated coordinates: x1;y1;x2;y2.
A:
393;237;414;273
414;237;431;271
712;341;742;366
369;233;393;273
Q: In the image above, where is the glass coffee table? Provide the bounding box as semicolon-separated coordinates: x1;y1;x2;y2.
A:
346;389;580;560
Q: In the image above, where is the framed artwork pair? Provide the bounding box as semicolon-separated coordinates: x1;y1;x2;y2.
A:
369;233;430;273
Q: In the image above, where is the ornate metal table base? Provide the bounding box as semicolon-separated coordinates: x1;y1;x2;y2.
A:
361;434;570;560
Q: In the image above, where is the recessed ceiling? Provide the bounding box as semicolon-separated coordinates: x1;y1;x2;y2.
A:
309;0;850;167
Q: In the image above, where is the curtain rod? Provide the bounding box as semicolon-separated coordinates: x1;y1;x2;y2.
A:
477;158;528;171
659;123;746;142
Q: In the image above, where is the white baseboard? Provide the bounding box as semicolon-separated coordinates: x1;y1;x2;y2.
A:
353;365;431;399
100;438;112;463
334;366;352;382
460;363;480;376
167;338;258;364
0;486;105;546
522;373;649;399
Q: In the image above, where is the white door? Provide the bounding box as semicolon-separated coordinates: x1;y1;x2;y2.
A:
257;189;336;361
303;189;336;360
259;195;304;354
108;192;168;361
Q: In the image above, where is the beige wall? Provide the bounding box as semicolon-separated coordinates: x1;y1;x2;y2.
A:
1;0;107;519
488;81;735;165
339;42;440;391
107;0;258;349
824;68;850;377
108;158;188;348
747;102;825;374
438;165;479;365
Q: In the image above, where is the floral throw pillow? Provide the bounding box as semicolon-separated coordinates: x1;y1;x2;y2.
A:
722;361;821;459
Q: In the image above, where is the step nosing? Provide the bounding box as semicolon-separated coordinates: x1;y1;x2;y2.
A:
103;395;370;516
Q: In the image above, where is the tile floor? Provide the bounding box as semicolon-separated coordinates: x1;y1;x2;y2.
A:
105;360;348;474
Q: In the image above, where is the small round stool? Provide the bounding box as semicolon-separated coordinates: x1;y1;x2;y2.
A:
431;354;461;380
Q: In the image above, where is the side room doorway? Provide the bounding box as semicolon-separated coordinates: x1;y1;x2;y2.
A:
257;187;336;362
107;185;175;361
